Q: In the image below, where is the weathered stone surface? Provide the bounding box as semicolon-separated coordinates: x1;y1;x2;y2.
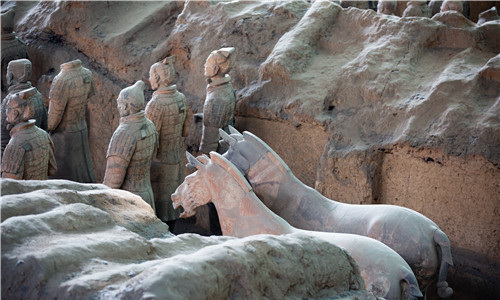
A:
1;179;373;300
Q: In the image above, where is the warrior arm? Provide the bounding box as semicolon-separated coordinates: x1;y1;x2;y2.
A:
1;144;25;179
144;100;162;133
103;128;136;188
40;100;49;131
103;155;129;189
182;96;191;137
47;77;69;130
48;137;57;176
86;69;96;98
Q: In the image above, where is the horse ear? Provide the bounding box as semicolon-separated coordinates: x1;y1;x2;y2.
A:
219;128;237;146
197;154;210;164
209;151;252;191
228;125;240;135
242;131;292;173
186;151;205;170
228;125;243;141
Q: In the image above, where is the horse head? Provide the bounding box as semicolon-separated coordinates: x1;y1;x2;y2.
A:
172;151;253;219
220;126;293;175
171;152;212;218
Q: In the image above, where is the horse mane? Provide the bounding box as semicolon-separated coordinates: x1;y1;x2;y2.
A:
210;152;253;192
242;131;293;174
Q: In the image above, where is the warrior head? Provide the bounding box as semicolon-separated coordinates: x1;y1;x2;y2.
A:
441;0;463;13
204;47;235;79
7;59;32;86
117;80;145;117
5;90;35;129
149;55;176;90
377;0;397;15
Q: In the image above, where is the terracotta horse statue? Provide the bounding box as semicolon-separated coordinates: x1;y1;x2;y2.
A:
219;126;453;298
172;151;422;300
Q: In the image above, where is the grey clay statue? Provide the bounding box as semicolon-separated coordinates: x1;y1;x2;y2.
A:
173;151;422;300
1;59;47;157
1;91;56;180
220;126;453;298
402;0;432;18
145;56;190;222
377;0;398;15
199;47;236;154
48;59;96;183
104;80;158;211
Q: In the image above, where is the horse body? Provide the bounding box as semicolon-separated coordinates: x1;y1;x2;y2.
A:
172;151;422;300
221;127;453;297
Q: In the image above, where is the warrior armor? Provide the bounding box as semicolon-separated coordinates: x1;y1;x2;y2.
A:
48;59;96;182
104;112;158;209
1;120;56;180
199;75;236;153
145;84;189;221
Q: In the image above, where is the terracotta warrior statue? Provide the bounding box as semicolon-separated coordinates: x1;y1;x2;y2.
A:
1;9;29;98
440;0;463;14
48;59;96;183
199;47;236;154
377;0;398;15
1;91;56;180
145;56;190;222
1;59;48;156
104;80;158;210
402;0;432;18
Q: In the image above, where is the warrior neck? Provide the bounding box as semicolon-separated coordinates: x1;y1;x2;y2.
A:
8;81;32;94
207;74;231;87
10;120;36;136
120;111;145;123
153;85;177;95
60;60;82;71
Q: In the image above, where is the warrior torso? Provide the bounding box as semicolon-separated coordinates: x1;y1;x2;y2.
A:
203;75;236;130
106;112;158;193
145;85;187;164
1;120;56;180
48;62;95;132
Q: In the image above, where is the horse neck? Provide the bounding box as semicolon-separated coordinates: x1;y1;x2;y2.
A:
209;166;294;238
245;151;302;204
245;150;342;227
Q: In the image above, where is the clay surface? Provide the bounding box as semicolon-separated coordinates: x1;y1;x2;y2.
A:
1;178;375;300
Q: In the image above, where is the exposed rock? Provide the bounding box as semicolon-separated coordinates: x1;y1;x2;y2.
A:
1;179;372;300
